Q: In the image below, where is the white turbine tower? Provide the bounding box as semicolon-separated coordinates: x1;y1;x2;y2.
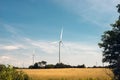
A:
59;28;63;64
32;50;35;65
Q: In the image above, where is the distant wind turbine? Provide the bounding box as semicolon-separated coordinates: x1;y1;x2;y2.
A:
59;28;63;63
32;50;35;65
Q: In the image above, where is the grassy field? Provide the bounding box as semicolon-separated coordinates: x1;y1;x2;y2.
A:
20;68;113;80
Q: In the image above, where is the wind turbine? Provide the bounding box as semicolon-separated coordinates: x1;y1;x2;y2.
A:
32;50;35;65
59;28;63;64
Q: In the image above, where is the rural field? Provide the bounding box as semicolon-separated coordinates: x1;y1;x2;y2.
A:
20;68;113;80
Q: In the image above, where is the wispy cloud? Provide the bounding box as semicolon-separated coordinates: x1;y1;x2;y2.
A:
0;45;26;51
2;24;17;34
0;36;101;66
0;55;12;64
0;55;31;67
24;38;99;54
53;0;119;15
52;0;119;28
24;38;58;54
0;23;102;66
24;37;101;64
1;56;10;60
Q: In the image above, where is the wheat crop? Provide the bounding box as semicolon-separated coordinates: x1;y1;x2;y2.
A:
20;68;113;80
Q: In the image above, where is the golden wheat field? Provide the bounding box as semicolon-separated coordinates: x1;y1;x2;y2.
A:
21;68;113;80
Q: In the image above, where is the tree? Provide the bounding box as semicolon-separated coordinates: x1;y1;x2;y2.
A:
41;61;47;65
41;61;47;67
38;61;47;68
28;65;34;69
54;63;72;68
45;64;55;69
99;4;120;80
77;64;86;68
34;62;39;68
29;61;47;69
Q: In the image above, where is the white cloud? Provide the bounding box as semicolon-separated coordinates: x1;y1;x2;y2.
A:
2;46;19;50
25;38;99;55
23;38;102;66
0;55;12;64
0;37;102;67
1;56;10;60
63;42;99;55
0;55;31;67
0;22;103;66
0;45;26;51
24;38;58;54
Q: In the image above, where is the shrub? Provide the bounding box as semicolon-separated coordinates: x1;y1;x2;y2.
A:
0;64;30;80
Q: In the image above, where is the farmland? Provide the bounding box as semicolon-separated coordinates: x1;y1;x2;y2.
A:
20;68;113;80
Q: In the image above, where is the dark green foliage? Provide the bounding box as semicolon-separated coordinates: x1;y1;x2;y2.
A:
77;64;86;68
34;63;39;68
99;4;120;80
117;4;120;14
29;61;47;69
29;61;86;69
41;61;47;65
45;64;55;69
54;63;71;68
28;65;34;69
0;64;30;80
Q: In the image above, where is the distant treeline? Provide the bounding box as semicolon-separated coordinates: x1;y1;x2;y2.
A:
28;61;108;69
29;62;86;69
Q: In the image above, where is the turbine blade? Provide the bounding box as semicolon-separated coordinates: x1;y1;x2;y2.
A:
50;41;59;44
33;50;35;54
60;28;63;41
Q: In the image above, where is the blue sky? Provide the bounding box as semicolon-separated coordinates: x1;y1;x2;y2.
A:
0;0;119;67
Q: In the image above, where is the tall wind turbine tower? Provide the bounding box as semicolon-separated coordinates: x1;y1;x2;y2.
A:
32;50;35;65
59;28;63;63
